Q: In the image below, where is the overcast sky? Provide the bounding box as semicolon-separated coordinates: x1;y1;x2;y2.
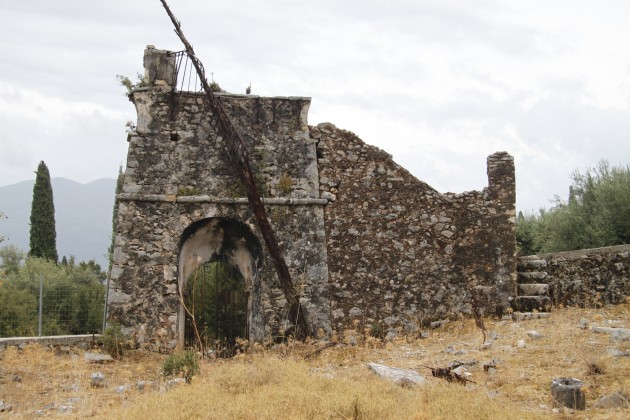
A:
1;0;629;212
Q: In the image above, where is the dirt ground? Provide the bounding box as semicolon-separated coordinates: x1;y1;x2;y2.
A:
1;304;630;418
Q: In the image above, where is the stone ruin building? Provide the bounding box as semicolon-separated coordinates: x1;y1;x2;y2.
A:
107;46;517;351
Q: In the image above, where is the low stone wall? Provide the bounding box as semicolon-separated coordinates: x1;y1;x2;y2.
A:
518;245;630;307
0;334;100;350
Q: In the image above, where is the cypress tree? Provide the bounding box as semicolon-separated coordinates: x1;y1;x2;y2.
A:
29;161;58;262
108;165;124;271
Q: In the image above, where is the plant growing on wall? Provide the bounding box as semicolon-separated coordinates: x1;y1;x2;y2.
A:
177;186;200;196
277;176;292;195
116;73;148;94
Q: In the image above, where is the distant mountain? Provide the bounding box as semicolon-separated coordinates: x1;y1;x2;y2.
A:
0;178;116;269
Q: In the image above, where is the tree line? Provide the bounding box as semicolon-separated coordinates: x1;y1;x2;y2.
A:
0;161;108;337
517;161;630;255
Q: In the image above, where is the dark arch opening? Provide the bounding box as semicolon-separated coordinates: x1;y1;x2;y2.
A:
184;260;248;357
177;218;264;349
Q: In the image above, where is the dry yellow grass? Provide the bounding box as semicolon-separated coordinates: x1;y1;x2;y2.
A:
1;304;630;419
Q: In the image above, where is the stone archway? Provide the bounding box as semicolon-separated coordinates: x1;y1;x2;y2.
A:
177;218;263;348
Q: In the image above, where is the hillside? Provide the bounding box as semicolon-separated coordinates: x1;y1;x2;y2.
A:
0;178;116;268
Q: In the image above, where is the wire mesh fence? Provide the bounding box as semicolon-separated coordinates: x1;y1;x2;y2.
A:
0;273;106;338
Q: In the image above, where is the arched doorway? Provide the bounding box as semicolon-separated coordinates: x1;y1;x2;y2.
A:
184;260;248;356
178;218;263;350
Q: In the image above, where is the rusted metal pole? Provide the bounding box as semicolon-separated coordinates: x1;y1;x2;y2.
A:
159;0;309;339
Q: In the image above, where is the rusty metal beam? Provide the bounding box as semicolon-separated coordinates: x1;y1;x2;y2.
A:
159;0;309;339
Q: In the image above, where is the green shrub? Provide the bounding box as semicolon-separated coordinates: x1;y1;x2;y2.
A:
162;351;200;383
102;322;128;359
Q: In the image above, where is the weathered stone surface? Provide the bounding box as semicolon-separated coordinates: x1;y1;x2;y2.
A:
517;283;549;296
84;352;114;363
517;245;630;308
591;326;630;341
108;46;517;350
318;124;516;334
594;392;630;409
136;380;156;391
90;372;105;388
517;271;549;283
511;312;551;321
551;377;586;410
527;330;543;340
514;296;551;312
367;363;426;386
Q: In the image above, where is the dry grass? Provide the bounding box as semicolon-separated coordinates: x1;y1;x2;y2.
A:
2;304;630;418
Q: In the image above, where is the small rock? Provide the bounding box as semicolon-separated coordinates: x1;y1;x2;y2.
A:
516;340;526;348
91;372;105;388
452;366;472;379
137;380;156;391
419;331;430;339
0;400;13;412
165;377;186;390
385;331;398;341
63;382;80;392
527;331;543;340
448;359;478;369
84;352;114;364
12;375;22;382
483;360;498;374
487;390;499;399
607;348;630;357
57;404;73;413
480;341;493;350
430;320;449;329
115;384;130;393
487;331;500;341
578;318;590;329
592;326;630;341
594;392;630;409
367;362;426;386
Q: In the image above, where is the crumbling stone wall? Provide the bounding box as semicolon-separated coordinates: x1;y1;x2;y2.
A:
518;245;630;308
108;48;330;351
108;46;517;350
315;125;516;335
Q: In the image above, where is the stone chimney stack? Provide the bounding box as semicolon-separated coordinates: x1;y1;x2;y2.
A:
142;45;176;91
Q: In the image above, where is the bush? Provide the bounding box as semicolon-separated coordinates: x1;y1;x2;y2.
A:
102;322;128;359
162;351;200;383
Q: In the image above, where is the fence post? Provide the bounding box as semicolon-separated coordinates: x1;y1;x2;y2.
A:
102;272;110;334
38;273;43;337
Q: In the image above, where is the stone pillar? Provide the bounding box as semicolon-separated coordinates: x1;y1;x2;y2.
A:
486;151;517;314
142;45;176;90
487;151;516;205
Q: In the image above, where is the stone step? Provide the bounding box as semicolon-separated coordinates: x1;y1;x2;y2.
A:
507;312;552;321
517;283;549;296
514;295;552;312
517;271;549;283
517;258;548;270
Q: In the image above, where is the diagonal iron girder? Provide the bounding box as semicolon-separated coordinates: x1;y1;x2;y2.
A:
159;0;309;339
